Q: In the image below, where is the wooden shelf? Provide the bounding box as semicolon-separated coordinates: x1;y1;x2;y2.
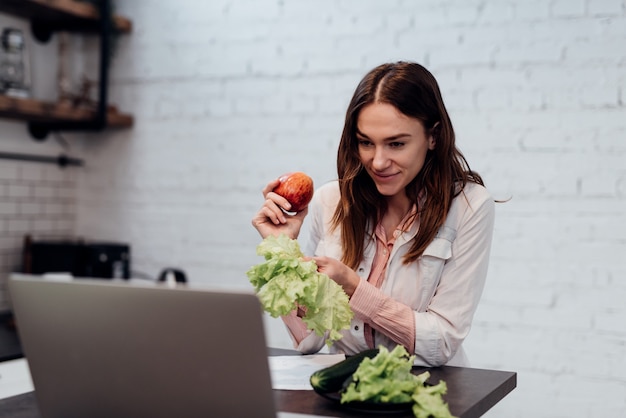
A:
0;0;132;33
0;95;133;128
0;0;134;139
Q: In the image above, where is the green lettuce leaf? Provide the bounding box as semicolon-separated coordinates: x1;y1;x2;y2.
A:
341;345;456;418
246;234;353;345
300;274;354;343
341;345;417;404
412;379;455;418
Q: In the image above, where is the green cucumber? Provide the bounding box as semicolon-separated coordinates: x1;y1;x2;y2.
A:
310;348;379;394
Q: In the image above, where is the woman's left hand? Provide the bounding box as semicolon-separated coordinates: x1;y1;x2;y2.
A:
313;256;360;297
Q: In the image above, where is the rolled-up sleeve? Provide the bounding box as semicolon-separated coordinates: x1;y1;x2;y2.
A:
350;279;416;352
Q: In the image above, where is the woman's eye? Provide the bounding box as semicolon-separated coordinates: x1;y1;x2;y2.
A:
389;142;405;148
358;139;372;147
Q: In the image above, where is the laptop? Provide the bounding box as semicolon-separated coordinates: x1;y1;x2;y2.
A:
8;274;324;418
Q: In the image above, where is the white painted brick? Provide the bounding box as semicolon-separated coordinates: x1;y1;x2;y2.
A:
0;236;17;251
517;126;596;152
305;53;365;74
337;0;409;16
201;98;231;118
31;185;56;199
223;0;281;21
557;373;626;412
550;0;586;17
282;34;340;59
579;172;624;197
381;12;414;33
595;309;626;334
287;96;317;115
600;15;626;37
396;25;461;50
565;38;626;63
18;202;41;216
438;90;474;112
458;24;513;48
0;202;18;215
197;55;250;79
494;40;564;64
460;67;528;87
316;94;349;115
278;0;335;18
222;77;278;97
513;1;551;20
217;41;277;64
250;56;307;77
476;2;515;24
527;19;604;43
6;219;29;234
324;14;386;37
18;165;43;181
412;5;449;29
473;86;510;110
588;0;625;16
30;219;55;232
510;88;545;111
618;175;626;196
443;4;479;25
54;219;74;233
428;44;495;68
55;186;76;201
0;163;19;180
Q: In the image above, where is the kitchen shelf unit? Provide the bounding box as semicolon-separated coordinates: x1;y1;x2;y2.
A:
0;0;132;36
0;0;133;140
0;95;132;126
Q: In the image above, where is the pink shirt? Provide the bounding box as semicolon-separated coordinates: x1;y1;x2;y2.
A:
282;207;417;353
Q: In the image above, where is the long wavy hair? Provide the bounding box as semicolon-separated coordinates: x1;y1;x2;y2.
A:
332;61;484;269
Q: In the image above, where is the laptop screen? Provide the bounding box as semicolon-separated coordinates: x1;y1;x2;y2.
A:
9;274;278;418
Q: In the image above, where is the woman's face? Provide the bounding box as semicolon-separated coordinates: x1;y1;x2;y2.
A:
356;102;435;200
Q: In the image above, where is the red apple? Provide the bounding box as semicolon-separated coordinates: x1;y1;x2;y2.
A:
273;172;314;212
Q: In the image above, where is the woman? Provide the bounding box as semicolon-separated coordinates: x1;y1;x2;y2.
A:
252;61;495;367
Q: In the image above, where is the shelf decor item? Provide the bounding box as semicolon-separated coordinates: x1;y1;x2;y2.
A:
0;28;31;98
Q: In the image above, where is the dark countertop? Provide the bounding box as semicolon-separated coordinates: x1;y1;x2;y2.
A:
1;347;516;418
275;364;516;418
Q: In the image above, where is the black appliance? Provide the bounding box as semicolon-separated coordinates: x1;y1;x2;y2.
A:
23;237;130;279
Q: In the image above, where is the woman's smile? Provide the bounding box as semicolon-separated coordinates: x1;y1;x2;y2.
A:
371;171;399;182
357;102;435;199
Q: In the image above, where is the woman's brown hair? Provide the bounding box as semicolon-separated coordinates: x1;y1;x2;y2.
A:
332;61;484;269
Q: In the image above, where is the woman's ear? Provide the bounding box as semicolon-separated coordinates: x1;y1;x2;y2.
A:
428;135;436;150
428;122;440;150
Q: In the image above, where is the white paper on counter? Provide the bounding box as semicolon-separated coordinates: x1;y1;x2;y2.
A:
268;354;345;390
0;358;34;400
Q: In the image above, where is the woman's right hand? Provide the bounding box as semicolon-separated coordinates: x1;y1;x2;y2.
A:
251;178;308;240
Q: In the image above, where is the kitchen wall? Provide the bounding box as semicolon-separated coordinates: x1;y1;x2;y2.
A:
1;1;625;417
0;154;79;310
0;13;80;310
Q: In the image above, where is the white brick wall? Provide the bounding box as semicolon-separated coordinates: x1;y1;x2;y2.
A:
0;157;78;308
2;0;626;416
